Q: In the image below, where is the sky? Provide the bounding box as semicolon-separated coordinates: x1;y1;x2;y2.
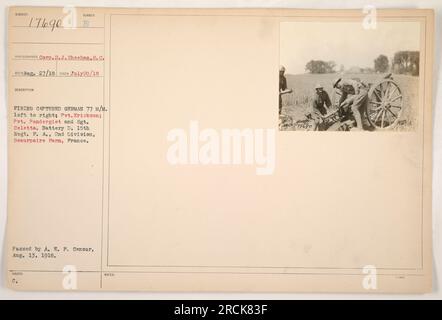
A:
280;21;421;74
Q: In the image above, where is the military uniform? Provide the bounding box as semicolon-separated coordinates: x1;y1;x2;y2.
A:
310;89;331;131
279;74;287;114
337;78;368;129
312;90;332;116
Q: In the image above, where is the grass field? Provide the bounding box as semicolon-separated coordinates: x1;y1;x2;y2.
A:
280;73;419;131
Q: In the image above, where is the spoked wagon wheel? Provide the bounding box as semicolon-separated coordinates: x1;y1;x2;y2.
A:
367;79;403;130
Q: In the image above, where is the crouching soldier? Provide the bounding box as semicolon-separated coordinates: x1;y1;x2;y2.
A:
311;83;331;131
332;77;368;130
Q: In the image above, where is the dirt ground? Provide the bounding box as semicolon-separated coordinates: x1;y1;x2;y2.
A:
280;73;419;131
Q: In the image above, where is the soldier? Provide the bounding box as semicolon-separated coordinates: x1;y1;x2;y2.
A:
311;83;332;130
332;77;368;130
279;65;287;115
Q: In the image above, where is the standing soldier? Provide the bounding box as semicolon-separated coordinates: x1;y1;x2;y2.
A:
279;65;289;115
311;83;332;130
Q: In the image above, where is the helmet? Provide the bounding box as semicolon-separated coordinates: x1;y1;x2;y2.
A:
315;83;323;90
279;65;286;72
332;77;342;88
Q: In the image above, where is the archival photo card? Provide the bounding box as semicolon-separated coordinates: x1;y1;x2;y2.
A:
6;7;433;293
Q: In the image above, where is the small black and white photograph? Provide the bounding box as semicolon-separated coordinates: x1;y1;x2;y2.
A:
279;21;421;131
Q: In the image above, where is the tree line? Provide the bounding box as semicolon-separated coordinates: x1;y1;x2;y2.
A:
304;51;419;76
